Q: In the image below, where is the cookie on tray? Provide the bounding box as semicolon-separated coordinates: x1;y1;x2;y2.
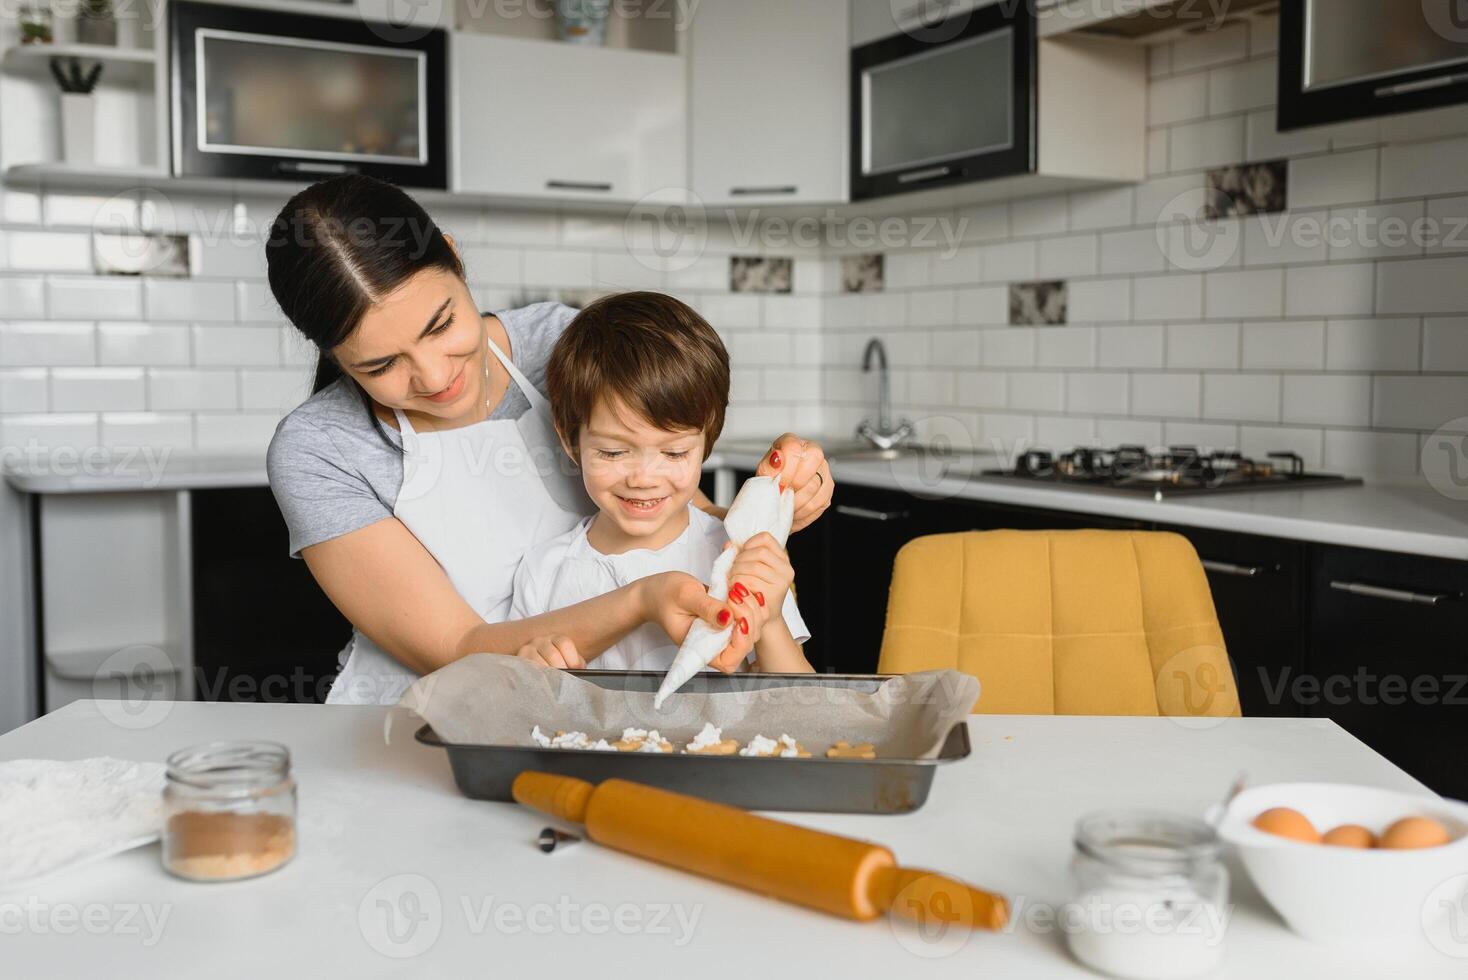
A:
738;733;810;758
825;740;877;760
682;722;740;756
530;726;615;751
612;727;673;753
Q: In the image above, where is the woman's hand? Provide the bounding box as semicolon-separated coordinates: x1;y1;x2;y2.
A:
515;635;585;670
710;534;792;672
756;433;833;533
636;571;760;670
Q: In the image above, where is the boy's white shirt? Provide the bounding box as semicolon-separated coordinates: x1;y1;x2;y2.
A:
510;504;810;671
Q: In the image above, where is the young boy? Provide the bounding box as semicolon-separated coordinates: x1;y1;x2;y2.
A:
509;291;812;673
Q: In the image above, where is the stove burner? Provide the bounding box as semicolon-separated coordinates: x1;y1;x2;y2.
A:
987;447;1359;497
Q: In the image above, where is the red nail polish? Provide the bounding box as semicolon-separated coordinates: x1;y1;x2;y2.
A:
770;450;782;468
754;591;765;607
731;593;744;605
738;617;749;635
717;610;731;626
731;582;748;599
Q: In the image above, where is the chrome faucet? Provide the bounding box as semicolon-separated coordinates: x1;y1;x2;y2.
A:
855;338;914;451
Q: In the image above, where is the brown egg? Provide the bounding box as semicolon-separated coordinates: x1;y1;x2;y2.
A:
1379;816;1452;850
1251;807;1321;843
1321;824;1377;848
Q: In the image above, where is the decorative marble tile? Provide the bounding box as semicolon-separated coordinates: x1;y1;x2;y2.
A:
730;256;793;294
1205;160;1287;219
841;254;884;293
93;232;190;277
1009;281;1068;326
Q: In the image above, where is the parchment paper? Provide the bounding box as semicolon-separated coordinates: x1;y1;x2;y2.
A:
399;655;979;760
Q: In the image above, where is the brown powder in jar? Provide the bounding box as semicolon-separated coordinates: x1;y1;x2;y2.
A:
165;811;295;881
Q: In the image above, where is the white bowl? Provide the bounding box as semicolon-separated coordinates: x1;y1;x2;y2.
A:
1215;782;1468;947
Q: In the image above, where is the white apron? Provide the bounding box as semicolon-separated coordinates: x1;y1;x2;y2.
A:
325;333;594;705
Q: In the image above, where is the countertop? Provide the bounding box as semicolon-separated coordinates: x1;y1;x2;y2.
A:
2;700;1458;978
8;440;1468;560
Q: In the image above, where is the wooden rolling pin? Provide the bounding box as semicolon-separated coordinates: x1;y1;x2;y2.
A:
513;771;1008;930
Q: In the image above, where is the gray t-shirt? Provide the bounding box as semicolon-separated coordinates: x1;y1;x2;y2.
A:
267;302;577;558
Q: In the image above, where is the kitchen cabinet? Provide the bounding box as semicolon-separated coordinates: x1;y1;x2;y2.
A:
688;0;849;207
1161;526;1308;719
452;33;686;203
849;0;991;47
1307;545;1468;799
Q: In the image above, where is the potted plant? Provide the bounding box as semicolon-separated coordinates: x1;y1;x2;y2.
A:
20;4;54;44
76;0;118;47
50;58;104;166
556;0;612;46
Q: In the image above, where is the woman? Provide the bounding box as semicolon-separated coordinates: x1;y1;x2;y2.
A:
264;176;834;705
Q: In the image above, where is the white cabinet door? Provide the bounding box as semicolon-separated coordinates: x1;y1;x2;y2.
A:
688;0;849;207
453;34;686;203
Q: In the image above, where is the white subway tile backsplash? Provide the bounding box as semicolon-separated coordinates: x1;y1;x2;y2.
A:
146;280;236;321
1167;322;1240;369
0;413;99;453
956;370;1007;409
1037;234;1098;279
1069;187;1135;231
1035;415;1099;450
0;276;46;317
5;231;91;272
1285;263;1375;316
99;413;195;453
235;281;280;321
1171;21;1248;72
0;368;47;413
1373;376;1468;430
1207;58;1276;115
1205;269;1283;319
46;276;143;320
98;323;191;367
1327;202;1426;261
763;295;823;329
1169;117;1245;172
1203;373;1281;422
595;251;665;291
1066;372;1128;415
1380;137;1468;199
929;247;982;286
1246;109;1330;161
1098;417;1163;447
1037;327;1095;368
1326;318;1421;371
1148;42;1172;79
1131;372;1201;418
1238;426;1324;470
461;245;522;285
907;290;956;327
523;249;594;287
1164;422;1241;454
956;286;1008;325
1423;317;1468;372
1323;429;1420;477
1007;371;1064;412
194;413;280;455
50;367;146;412
885;251;932;289
1098;325;1165;368
1149;73;1208;126
980;241;1037;283
240;369;311;414
191;325;280;367
1281;374;1371;426
930;329;981;365
1134;274;1202;321
1242;211;1329;266
1289;150;1379;209
1099;228;1166;275
1241;320;1325;369
148;369;240;411
955;203;1010;243
1010;196;1068;237
1425;196;1468;255
0;322;95;367
1147;131;1169;176
1134;174;1204;227
1068;279;1131;323
982;329;1037;368
1376;256;1468;315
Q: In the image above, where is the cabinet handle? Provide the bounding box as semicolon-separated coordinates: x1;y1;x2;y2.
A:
1201;559;1266;578
1329;580;1451;607
730;185;798;197
835;504;910;522
1375;71;1468;98
897;165;952;185
547;180;613;192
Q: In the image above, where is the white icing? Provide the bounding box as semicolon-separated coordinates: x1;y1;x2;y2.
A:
685;723;724;753
739;734;779;757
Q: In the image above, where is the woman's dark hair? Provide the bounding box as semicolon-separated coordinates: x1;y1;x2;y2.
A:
265;174;464;447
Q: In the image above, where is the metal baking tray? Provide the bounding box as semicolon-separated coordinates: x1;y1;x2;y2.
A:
414;670;970;814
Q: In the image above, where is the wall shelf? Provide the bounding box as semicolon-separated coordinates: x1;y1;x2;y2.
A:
2;42;157;80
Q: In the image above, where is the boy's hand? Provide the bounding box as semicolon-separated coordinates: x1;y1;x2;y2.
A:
515;635;585;670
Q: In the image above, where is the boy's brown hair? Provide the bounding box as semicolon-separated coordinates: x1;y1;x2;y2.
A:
547;291;730;460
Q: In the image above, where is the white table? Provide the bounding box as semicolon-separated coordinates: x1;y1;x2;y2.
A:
2;701;1461;978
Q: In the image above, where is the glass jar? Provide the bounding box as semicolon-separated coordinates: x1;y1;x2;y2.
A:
161;741;297;882
1063;810;1229;980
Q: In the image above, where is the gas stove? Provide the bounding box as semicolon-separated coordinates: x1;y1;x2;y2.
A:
983;446;1362;499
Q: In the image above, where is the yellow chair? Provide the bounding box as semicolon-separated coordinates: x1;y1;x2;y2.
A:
877;530;1242;718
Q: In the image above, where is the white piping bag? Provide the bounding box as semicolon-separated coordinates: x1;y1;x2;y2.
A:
653;475;795;709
